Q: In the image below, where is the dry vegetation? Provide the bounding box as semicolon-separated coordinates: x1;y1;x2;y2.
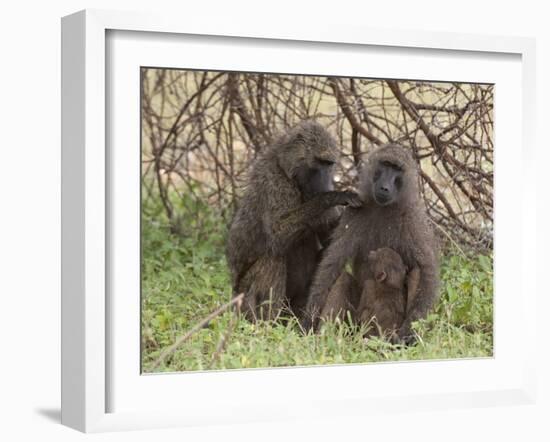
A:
141;69;493;249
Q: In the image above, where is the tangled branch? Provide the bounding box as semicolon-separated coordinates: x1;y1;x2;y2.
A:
141;69;493;250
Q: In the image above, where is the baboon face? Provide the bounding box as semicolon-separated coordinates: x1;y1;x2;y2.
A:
360;144;418;207
294;155;336;199
367;248;406;290
371;161;404;206
280;121;339;200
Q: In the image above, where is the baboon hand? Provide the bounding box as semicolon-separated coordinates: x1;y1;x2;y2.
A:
394;324;417;346
300;317;314;334
334;191;362;208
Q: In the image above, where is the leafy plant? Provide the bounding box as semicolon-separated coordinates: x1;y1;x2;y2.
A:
141;192;493;373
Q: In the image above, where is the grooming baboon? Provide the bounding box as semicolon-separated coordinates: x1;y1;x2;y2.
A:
357;248;420;339
226;121;362;321
303;143;439;344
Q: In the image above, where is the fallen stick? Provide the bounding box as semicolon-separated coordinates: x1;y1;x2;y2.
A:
210;295;243;367
150;293;244;371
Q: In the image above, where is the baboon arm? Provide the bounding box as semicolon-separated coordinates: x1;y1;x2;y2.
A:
315;207;342;248
266;191;346;255
303;226;357;329
320;271;357;321
406;267;421;313
399;248;439;341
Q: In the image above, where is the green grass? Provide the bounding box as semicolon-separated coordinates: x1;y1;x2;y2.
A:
141;194;493;373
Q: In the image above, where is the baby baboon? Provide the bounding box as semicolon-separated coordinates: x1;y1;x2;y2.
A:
303;143;439;344
357;248;420;339
226;121;362;321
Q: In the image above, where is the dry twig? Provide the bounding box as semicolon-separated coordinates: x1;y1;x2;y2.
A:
150;293;244;370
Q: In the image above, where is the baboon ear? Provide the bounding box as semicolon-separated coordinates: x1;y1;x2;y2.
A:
375;271;387;283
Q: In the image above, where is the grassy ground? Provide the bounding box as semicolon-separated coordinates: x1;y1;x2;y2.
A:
141;195;493;373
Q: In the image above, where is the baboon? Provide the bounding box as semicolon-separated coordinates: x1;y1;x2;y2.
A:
357;248;420;339
303;143;439;344
226;121;362;321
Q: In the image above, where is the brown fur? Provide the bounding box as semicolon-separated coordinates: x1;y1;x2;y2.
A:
320;272;360;322
357;248;420;339
304;143;439;343
226;121;362;321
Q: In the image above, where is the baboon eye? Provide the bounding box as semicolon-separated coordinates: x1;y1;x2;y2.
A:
382;160;402;171
395;176;403;188
316;158;335;167
373;170;382;181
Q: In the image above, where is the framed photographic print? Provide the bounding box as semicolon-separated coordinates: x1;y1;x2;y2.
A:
61;9;537;432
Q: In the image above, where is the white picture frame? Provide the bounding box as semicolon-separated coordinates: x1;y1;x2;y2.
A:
61;9;537;433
